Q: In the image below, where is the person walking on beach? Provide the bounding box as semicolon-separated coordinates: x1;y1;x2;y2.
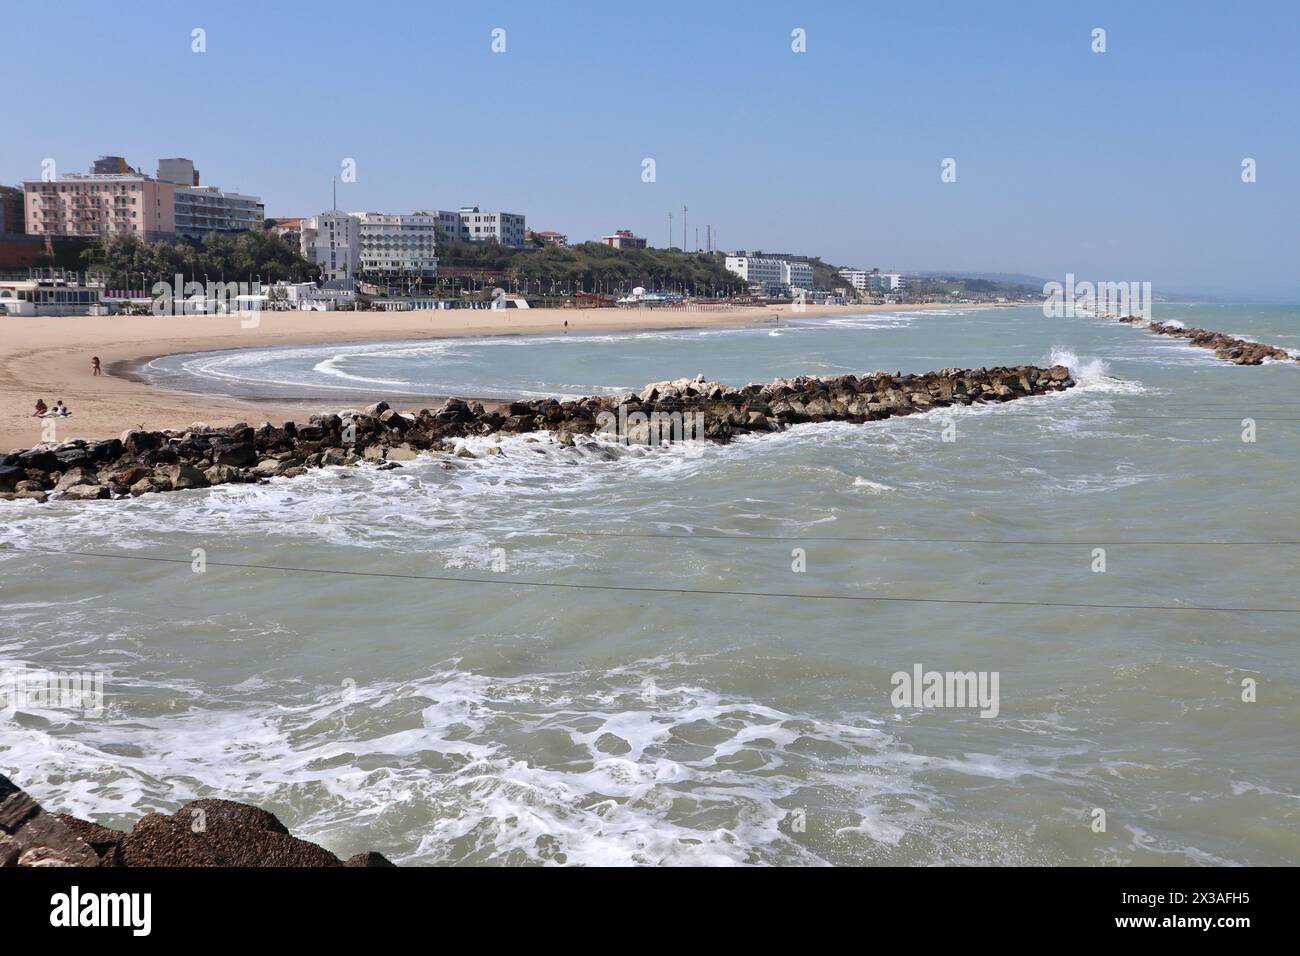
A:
91;356;101;376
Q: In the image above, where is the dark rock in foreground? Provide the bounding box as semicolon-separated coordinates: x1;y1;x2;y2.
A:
1;365;1077;503
0;773;393;867
1118;314;1297;365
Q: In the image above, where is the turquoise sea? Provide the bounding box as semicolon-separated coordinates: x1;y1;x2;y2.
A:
2;304;1297;865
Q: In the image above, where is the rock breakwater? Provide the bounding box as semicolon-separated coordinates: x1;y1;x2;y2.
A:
0;773;392;867
1118;315;1297;365
1;364;1076;504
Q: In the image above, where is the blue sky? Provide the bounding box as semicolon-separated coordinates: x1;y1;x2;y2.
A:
3;0;1297;298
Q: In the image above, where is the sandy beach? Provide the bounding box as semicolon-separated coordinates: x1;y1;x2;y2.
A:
1;302;981;452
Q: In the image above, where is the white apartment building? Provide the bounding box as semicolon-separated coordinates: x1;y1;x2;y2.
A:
839;268;905;294
301;211;361;286
872;271;904;292
350;212;439;276
418;206;526;247
725;256;786;295
838;268;868;292
156;158;264;239
783;260;814;293
173;187;264;238
726;255;814;295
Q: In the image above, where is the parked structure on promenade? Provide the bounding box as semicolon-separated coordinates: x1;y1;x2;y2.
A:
0;271;106;317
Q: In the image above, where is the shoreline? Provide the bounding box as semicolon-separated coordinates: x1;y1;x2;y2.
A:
1;363;1076;504
0;302;997;452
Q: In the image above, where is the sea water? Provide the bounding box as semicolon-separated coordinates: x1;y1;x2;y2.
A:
2;305;1297;865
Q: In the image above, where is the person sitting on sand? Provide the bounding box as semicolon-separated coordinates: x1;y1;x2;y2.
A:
52;400;70;417
32;399;48;417
91;356;101;376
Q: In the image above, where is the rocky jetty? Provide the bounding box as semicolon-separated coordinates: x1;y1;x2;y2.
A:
1;364;1076;504
1118;314;1297;365
0;773;393;867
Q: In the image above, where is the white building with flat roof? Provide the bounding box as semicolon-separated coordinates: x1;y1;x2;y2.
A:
172;186;264;239
838;268;868;292
156;158;264;239
840;268;905;294
871;271;904;293
725;255;786;295
350;212;439;276
301;211;360;286
726;255;813;295
783;260;814;293
419;206;526;247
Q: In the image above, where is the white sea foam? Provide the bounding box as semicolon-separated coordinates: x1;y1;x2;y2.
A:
852;477;895;493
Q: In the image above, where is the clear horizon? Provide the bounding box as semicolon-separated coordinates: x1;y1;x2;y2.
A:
3;0;1297;300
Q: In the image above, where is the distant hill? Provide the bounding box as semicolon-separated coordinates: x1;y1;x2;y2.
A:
912;270;1052;288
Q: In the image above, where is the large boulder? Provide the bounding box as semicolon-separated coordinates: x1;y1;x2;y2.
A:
85;438;125;464
212;441;257;467
14;448;59;473
121;800;344;867
122;430;163;456
58;484;110;501
129;476;171;496
0;464;22;492
0;773;102;867
163;462;211;490
53;466;100;492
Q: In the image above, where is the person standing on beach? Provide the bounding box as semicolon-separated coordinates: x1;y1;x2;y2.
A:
91;356;101;376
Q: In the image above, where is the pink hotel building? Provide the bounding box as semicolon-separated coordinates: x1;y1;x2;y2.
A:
24;169;175;242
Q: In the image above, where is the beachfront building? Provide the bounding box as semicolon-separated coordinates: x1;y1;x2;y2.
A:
266;217;304;246
0;185;25;234
839;268;905;295
783;260;815;293
170;187;264;238
420;206;526;247
266;281;353;311
24;164;176;241
0;273;106;317
350;212;439;277
22;155;263;243
301;211;361;286
156;158;264;239
871;271;904;293
600;229;648;249
724;255;793;296
528;230;567;246
838;268;868;292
